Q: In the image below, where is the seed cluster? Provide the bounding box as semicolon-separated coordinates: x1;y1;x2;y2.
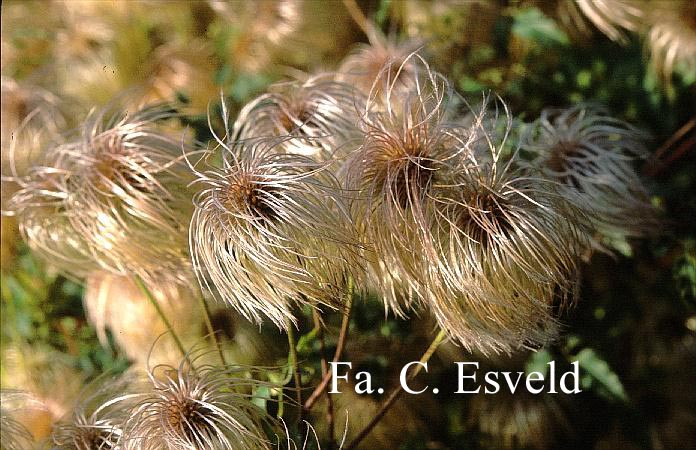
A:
2;11;661;447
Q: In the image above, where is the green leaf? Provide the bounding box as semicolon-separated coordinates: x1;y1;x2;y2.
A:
512;7;569;47
525;349;552;377
458;75;487;93
251;385;271;411
296;327;319;355
375;0;392;27
674;247;696;306
229;72;272;103
573;348;627;401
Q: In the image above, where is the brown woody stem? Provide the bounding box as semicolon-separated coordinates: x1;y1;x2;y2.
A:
345;329;447;450
304;276;354;411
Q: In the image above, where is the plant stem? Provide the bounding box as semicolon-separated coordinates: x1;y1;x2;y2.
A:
645;117;696;176
286;317;303;419
196;293;227;366
133;275;188;360
313;309;336;448
342;0;377;42
345;329;448;450
304;276;354;411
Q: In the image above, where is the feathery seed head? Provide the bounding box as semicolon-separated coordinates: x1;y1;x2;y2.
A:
210;0;356;73
190;129;362;329
84;271;270;368
574;0;696;80
122;359;275;450
575;0;644;43
5;168;94;278
338;36;423;96
0;391;39;450
1;344;86;442
50;376;136;450
522;104;656;243
1;77;65;168
209;0;302;73
6;102;196;283
233;75;364;160
345;53;469;314
645;0;696;81
421;101;590;354
1;79;67;271
469;382;569;449
84;271;207;368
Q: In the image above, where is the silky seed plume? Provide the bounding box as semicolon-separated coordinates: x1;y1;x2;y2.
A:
344;52;468;314
191;109;362;328
423;101;589;354
121;357;276;450
522;104;656;246
233;75;364;160
6;101;196;283
50;376;137;450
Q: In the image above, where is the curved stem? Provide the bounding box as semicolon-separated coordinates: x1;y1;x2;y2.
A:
133;275;188;360
303;277;354;411
346;329;447;450
196;294;227;366
644;117;696;177
313;309;336;447
342;0;378;43
286;318;303;419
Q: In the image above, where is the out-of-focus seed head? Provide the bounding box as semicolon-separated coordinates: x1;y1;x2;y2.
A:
140;40;221;113
50;375;137;450
1;344;85;441
209;0;356;73
338;35;423;97
52;0;219;110
574;0;644;43
0;390;39;450
1;77;66;168
233;75;364;160
191;111;362;329
523;104;656;246
83;271;274;368
308;383;425;449
1;79;67;272
121;358;275;450
391;1;501;67
83;272;203;368
4;166;95;277
6;102;196;283
467;352;571;449
572;0;696;81
644;0;696;81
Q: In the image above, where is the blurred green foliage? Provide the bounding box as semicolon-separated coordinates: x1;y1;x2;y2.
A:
1;244;130;380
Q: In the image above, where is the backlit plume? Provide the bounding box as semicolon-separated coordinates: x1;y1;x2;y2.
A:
121;358;275;450
233;75;363;160
426;104;589;354
523;104;656;245
190;112;361;328
6;103;196;283
50;376;136;450
344;53;465;314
